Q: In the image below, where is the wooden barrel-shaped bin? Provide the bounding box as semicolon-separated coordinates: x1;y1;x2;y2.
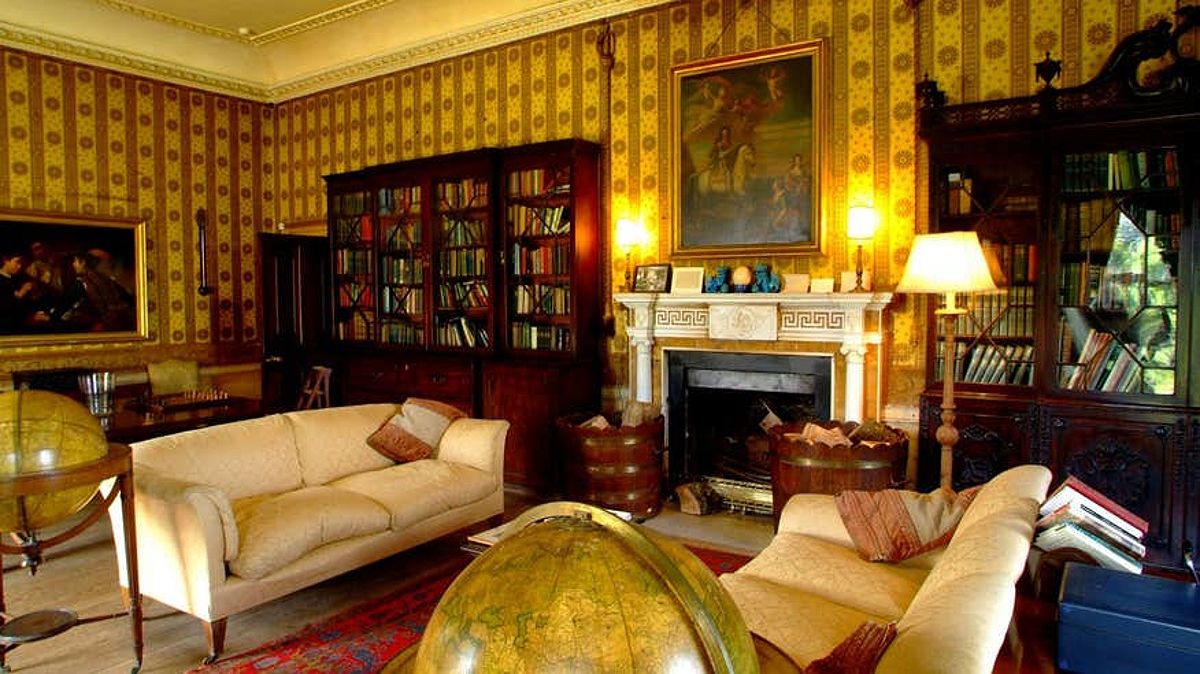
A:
556;412;665;520
769;420;909;520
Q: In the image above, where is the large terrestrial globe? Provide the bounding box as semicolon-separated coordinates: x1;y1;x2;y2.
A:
400;502;759;673
0;390;109;532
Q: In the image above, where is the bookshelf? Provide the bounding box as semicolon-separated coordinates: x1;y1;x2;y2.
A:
914;14;1199;572
323;140;601;492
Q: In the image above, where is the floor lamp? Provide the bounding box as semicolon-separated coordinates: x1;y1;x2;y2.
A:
897;231;998;489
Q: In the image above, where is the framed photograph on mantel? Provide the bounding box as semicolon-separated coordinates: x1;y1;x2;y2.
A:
0;210;148;346
671;40;826;258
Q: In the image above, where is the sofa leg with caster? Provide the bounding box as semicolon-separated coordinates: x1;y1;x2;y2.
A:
202;618;227;665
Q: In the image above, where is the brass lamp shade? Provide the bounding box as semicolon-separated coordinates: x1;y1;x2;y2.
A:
0;391;108;532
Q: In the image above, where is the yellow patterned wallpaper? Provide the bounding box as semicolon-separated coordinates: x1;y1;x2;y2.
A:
0;0;1183;412
0;51;266;372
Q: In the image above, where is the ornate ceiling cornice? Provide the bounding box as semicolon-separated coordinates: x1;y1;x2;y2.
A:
0;0;669;103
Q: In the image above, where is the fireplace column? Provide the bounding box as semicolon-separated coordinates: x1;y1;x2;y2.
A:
615;293;893;421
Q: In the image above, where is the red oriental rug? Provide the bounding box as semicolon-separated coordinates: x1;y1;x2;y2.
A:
194;545;752;674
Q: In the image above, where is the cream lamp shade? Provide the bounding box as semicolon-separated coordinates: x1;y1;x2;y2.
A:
847;206;879;240
615;218;649;250
896;231;997;309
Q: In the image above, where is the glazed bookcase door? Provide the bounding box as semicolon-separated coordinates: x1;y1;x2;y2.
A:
330;188;376;342
1052;146;1185;400
377;181;427;347
928;138;1040;390
432;171;495;352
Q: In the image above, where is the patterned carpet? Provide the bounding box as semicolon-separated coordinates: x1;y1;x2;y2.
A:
193;545;752;674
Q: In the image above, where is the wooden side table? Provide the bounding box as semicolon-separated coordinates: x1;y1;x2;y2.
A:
0;443;142;673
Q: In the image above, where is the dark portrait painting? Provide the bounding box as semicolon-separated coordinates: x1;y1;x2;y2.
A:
0;211;147;345
672;41;825;257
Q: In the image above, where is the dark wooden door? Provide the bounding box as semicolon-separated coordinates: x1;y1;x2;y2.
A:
259;233;329;412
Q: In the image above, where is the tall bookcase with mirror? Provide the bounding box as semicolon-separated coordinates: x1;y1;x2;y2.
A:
322;140;601;493
915;12;1199;571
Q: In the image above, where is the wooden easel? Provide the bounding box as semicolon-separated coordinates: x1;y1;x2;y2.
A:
296;366;332;410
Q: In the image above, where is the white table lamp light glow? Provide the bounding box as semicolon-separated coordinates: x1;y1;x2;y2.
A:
847;206;879;292
896;231;998;488
615;218;649;291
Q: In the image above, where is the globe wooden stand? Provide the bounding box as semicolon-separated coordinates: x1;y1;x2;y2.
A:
0;443;142;673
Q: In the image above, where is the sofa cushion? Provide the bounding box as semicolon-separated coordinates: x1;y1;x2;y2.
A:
719;573;881;668
228;486;390;580
367;398;465;463
330;459;495;531
735;532;928;620
132;414;303;500
283;403;398;486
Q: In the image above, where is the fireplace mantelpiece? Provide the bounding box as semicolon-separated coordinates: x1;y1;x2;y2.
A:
614;292;892;422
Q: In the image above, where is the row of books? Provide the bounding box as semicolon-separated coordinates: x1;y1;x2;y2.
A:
437;178;489;210
334;249;374;276
382;286;423;315
1122;203;1183;238
1058;329;1141;393
438;248;487;277
439;280;490;310
507;204;571;236
379;320;423;345
382;220;422;250
1062;149;1179;193
331;192;369;219
381;256;421;284
941;286;1036;340
1057;262;1152;311
441;217;487;247
378;185;421;216
333;215;373;246
1034;475;1149;574
437;316;490;348
1060;198;1118;253
510;322;572;351
337;281;373;309
982;241;1038;284
335;310;374;341
957;343;1035;385
511;283;570;316
511;241;570;276
506;167;571;197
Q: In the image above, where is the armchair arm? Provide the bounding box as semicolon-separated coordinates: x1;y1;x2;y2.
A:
777;493;856;549
436;418;510;479
106;467;237;618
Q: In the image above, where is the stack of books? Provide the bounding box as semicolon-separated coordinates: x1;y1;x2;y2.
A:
1033;475;1149;574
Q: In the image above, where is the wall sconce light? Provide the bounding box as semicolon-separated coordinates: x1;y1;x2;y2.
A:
196;207;212;296
615;218;648;291
847;205;879;292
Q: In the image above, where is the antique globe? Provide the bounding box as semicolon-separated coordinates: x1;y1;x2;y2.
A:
401;502;759;673
0;390;108;536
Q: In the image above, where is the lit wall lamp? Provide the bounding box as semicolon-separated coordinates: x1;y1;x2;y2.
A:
847;206;879;292
615;218;648;291
896;231;998;489
196;207;212;296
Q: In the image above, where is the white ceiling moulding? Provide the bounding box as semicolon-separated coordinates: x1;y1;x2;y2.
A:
0;0;670;103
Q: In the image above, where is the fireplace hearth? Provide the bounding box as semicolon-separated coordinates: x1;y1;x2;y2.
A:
666;350;832;513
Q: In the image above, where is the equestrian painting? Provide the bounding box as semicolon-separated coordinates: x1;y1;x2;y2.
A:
672;41;825;257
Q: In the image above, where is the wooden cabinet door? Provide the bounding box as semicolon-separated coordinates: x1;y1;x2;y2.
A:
919;391;1037;491
1040;402;1188;569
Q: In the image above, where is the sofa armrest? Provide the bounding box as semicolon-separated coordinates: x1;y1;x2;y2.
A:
437;418;510;478
777;493;856;549
106;467;237;616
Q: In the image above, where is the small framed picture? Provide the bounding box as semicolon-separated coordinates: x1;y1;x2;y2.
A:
670;266;705;294
633;264;672;293
810;277;835;293
782;273;810;293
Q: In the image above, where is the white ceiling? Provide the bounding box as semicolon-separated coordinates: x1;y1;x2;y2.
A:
0;0;667;101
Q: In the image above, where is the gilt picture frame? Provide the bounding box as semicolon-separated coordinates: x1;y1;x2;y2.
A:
671;40;826;258
0;210;148;346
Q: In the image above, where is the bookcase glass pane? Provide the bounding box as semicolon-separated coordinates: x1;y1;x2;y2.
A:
1054;148;1181;396
331;189;376;342
433;176;492;349
505;164;575;352
378;184;425;346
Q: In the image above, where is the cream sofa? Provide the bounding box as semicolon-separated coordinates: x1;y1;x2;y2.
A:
720;464;1052;673
107;403;508;662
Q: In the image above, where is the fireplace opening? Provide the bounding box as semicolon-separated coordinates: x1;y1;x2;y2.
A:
666;350;832;513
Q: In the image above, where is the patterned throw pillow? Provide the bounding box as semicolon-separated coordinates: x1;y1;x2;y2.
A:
367;398;466;463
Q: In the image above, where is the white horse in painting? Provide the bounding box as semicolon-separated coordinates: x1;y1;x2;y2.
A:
694;143;756;198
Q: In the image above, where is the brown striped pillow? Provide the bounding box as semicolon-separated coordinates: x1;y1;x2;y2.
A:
367;398;466;463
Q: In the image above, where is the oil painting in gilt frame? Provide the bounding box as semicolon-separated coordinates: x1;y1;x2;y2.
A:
0;210;148;346
671;40;825;258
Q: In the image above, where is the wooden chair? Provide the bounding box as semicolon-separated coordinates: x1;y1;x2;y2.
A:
296;366;331;410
